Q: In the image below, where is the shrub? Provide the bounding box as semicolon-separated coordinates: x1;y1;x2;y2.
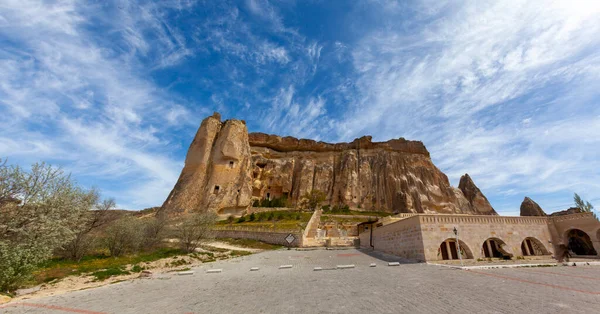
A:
140;216;167;251
227;215;235;224
252;200;260;207
174;212;217;253
237;215;246;223
249;213;256;222
103;217;143;257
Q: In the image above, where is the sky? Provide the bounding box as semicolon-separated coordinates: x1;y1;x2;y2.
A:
1;0;599;215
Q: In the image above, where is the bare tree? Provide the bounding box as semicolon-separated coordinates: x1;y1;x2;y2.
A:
59;198;115;261
174;212;217;253
103;217;143;257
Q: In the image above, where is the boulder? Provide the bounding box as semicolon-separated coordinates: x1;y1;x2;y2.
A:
520;197;546;216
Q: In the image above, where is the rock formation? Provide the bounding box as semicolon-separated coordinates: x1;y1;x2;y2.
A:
457;174;497;215
519;197;546;216
161;113;253;215
160;113;497;216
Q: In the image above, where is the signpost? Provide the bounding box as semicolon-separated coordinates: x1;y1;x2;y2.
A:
285;234;295;250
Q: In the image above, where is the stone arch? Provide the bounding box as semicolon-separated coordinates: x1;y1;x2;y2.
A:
438;238;473;260
565;229;597;256
482;237;512;259
521;237;550;256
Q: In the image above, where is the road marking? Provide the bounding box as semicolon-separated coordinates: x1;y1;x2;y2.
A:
314;267;323;271
279;265;293;269
388;262;400;266
177;271;195;276
250;267;260;271
0;302;106;314
467;270;600;295
336;264;355;269
206;269;222;273
370;263;377;267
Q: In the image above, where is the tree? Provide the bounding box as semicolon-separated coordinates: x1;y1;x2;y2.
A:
103;217;143;257
59;198;115;261
300;190;327;211
0;160;97;291
574;193;594;212
174;212;217;253
140;216;167;251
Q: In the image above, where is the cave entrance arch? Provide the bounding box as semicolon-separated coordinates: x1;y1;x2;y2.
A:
482;238;512;259
566;229;597;256
521;237;549;256
439;238;473;260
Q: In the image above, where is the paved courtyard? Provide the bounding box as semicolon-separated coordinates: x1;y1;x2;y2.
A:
2;248;600;314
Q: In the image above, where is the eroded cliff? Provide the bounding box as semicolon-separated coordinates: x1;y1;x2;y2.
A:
160;113;497;216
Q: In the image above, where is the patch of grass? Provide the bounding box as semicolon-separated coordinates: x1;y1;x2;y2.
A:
91;267;130;281
33;247;185;284
229;250;253;257
131;265;144;273
216;211;312;230
216;238;283;250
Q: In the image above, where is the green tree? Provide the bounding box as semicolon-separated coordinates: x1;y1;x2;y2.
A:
0;160;98;291
574;193;594;212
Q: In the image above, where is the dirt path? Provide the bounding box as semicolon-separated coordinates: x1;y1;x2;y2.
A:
204;241;262;252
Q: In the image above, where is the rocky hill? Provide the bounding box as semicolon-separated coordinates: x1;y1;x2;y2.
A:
159;113;497;216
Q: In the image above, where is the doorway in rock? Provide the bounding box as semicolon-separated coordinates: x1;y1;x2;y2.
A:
566;229;597;256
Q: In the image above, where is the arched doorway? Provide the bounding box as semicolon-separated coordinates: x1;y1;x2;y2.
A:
521;237;549;256
566;229;597;256
482;238;512;259
438;239;473;260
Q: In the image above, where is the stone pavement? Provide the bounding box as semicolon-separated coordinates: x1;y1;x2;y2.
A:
2;248;600;314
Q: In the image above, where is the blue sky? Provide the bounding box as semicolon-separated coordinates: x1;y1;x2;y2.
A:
1;0;599;215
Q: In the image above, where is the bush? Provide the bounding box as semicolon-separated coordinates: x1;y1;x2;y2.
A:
174;212;217;253
140;217;167;251
227;215;235;224
237;215;246;223
249;213;256;222
103;217;143;257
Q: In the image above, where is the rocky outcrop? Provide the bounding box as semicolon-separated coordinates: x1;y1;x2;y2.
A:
550;207;582;217
160;113;252;216
520;197;546;216
457;174;496;215
160;113;497;216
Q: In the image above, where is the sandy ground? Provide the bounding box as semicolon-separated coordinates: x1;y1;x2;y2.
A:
8;241;266;303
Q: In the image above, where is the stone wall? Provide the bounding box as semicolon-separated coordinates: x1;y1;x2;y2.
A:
550;212;600;254
247;207;293;214
369;216;425;261
212;229;303;247
418;215;553;261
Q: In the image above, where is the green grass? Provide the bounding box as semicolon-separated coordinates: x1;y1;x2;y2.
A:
321;215;374;224
322;209;390;217
91;267;130;281
33;248;185;284
216;210;312;231
216;238;283;250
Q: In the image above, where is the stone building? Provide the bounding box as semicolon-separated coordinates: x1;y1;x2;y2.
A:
359;211;600;262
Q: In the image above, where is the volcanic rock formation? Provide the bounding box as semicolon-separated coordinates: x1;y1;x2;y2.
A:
160;113;497;216
519;197;547;216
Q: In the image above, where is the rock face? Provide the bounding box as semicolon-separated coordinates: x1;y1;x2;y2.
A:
520;197;546;216
457;174;497;215
160;113;497;216
160;113;253;215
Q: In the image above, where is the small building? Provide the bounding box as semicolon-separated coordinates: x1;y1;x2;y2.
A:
359;212;600;262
